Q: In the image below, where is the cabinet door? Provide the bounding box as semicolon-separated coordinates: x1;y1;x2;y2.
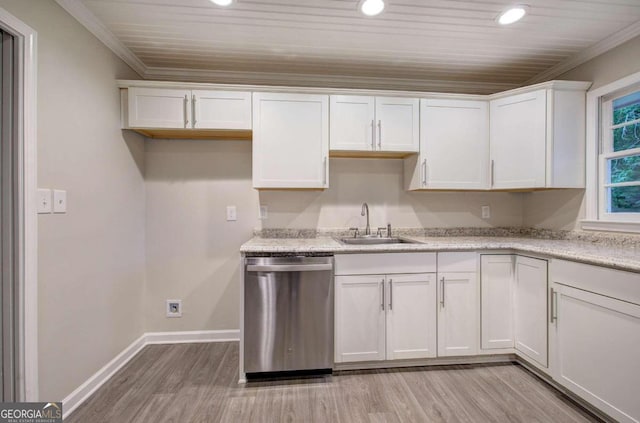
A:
480;255;515;350
252;93;329;189
514;256;548;367
490;89;547;189
421;99;489;189
551;284;640;423
192;90;251;129
335;275;386;363
437;272;478;356
375;97;419;152
329;95;375;151
386;274;437;360
128;87;190;128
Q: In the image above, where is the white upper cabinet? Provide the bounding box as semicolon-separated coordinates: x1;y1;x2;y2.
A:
128;87;191;129
489;82;590;189
406;99;489;190
490;90;547;189
252;92;329;189
375;97;420;152
126;87;251;131
329;96;376;151
330;95;419;154
514;256;548;367
192;90;251;130
480;255;515;350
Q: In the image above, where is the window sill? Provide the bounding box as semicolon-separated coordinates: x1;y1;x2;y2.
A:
581;219;640;234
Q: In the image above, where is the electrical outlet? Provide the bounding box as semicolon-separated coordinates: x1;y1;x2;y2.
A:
226;206;237;221
481;205;491;219
259;205;268;220
166;299;182;318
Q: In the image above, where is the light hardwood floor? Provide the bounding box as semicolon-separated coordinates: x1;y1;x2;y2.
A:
67;342;600;423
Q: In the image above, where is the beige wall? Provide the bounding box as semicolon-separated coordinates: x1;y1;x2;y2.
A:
523;34;640;230
558;35;640;90
0;0;146;401
144;141;523;331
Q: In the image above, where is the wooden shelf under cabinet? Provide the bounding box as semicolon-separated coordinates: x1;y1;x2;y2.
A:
130;128;252;140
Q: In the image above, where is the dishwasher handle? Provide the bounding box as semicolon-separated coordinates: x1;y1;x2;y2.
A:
247;264;333;272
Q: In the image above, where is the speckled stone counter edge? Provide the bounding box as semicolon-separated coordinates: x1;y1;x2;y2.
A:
254;227;640;247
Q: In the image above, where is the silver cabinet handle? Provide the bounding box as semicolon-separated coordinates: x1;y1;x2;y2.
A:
323;156;328;186
371;119;376;151
381;279;385;311
389;279;393;310
440;277;445;307
422;158;427;187
550;288;558;323
183;94;189;128
192;94;197;128
490;159;495;187
377;120;382;149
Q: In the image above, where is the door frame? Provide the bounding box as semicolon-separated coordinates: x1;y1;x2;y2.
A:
0;7;37;401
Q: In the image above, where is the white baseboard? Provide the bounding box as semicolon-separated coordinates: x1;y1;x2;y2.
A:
145;329;240;345
62;329;240;418
62;333;147;418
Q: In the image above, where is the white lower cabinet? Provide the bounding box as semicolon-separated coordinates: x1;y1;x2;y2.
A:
335;273;437;363
437;253;479;357
334;253;437;364
334;275;386;363
551;284;640;423
480;255;515;350
550;260;640;423
386;273;437;360
514;256;548;367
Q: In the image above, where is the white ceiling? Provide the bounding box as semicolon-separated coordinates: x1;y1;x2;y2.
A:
58;0;640;93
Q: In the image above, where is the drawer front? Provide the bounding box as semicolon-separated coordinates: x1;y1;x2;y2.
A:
335;253;436;275
438;252;478;272
551;259;640;306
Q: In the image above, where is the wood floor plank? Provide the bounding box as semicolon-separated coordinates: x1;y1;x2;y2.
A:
66;343;603;423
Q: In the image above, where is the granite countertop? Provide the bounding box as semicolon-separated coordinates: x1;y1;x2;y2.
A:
240;229;640;273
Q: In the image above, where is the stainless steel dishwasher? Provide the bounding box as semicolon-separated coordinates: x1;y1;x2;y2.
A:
244;255;334;375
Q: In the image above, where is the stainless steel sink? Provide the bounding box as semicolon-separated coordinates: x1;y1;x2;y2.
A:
338;237;417;245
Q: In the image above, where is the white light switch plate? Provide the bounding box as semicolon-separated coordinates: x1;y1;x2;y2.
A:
259;205;268;220
37;189;52;214
226;206;237;221
53;190;67;213
481;205;491;219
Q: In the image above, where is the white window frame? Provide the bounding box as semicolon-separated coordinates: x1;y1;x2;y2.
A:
582;70;640;233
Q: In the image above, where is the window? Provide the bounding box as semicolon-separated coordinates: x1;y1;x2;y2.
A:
600;88;640;219
582;70;640;233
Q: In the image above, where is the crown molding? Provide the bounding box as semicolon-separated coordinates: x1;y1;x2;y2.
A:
143;66;517;95
54;0;146;76
526;19;640;85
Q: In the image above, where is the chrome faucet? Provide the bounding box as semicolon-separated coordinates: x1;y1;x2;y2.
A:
361;203;371;235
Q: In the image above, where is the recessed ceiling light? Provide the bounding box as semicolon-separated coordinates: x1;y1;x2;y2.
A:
497;5;529;25
358;0;385;17
210;0;234;6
